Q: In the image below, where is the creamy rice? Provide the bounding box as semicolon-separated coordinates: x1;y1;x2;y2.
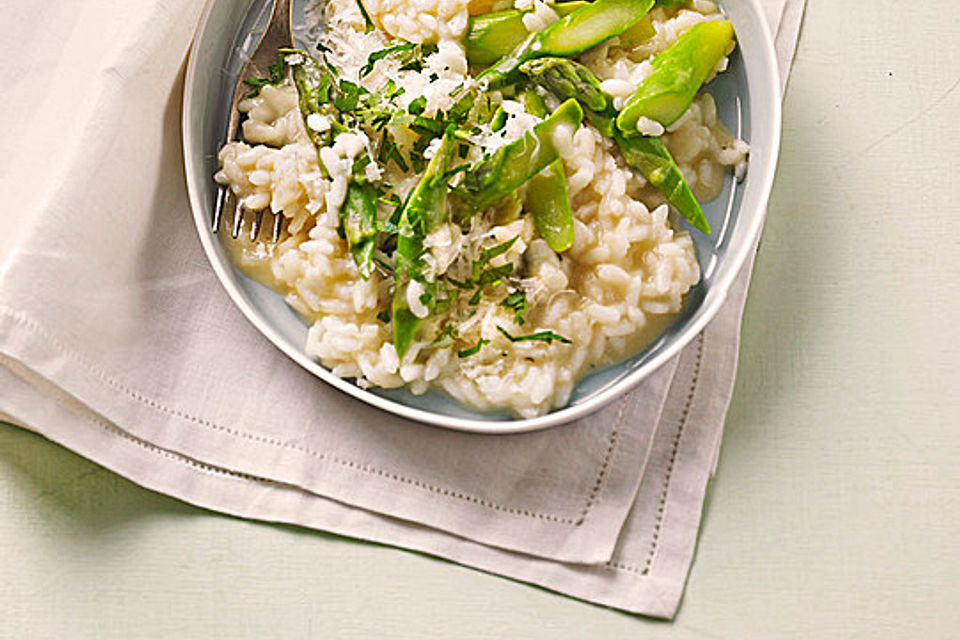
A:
215;0;748;417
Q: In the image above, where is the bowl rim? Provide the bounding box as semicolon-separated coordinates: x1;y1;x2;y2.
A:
182;0;782;434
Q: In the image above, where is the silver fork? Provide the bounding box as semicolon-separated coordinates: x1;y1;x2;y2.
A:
213;0;295;243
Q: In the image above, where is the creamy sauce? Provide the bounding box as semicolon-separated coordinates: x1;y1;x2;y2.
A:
225;221;683;376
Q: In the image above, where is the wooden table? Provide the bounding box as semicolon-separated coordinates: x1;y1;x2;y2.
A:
1;1;958;637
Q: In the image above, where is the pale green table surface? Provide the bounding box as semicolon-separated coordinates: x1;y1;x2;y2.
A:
2;2;959;637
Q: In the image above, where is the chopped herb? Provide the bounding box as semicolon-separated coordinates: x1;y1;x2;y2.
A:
497;326;572;345
490;106;508;132
388;187;413;228
470;237;517;280
474;262;513;287
333;80;362;112
242;54;286;97
355;0;375;32
446;92;474;124
388;111;415;128
360;42;418;77
378;136;410;172
500;290;528;325
410;115;446;136
398;44;437;72
407;95;427;115
458;337;490;358
445;276;472;290
480;237;518;262
352;154;372;175
452;237;521;305
410;152;427;173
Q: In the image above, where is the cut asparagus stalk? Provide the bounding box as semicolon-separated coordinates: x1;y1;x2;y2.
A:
520;90;575;252
617;15;655;48
465;2;590;67
392;128;457;357
284;50;345;179
617;19;734;132
341;181;378;279
476;0;655;89
615;133;711;233
521;57;710;233
519;57;610;113
460;98;583;213
520;56;617;137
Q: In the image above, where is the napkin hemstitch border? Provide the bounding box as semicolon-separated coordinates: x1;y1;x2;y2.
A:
0;305;627;527
0;347;697;618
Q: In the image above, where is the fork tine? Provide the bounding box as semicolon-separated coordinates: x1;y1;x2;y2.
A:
213;186;227;233
250;210;264;242
272;212;284;243
215;0;294;244
232;205;245;239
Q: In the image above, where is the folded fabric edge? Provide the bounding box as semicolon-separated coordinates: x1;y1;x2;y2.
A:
775;0;807;94
1;362;689;619
0;309;674;565
635;327;741;617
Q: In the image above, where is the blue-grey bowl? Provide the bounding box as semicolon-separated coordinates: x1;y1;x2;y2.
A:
183;0;782;433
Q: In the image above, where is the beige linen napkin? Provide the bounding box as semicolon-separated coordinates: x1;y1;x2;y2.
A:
0;0;803;618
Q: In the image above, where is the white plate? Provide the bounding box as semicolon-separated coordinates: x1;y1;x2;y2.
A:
183;0;781;433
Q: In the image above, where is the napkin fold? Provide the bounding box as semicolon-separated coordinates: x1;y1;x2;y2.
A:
0;0;803;618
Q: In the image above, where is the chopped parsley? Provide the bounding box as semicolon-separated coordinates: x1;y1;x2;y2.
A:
242;54;286;97
472;237;517;278
407;95;427;115
446;93;474;124
473;262;513;287
333;79;363;112
457;337;490;358
500;290;528;325
355;0;375;32
496;326;572;345
360;42;418;77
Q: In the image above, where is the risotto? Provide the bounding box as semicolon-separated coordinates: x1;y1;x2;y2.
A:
215;0;748;417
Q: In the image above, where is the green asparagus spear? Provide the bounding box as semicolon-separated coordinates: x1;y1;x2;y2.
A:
341;181;378;279
284;50;388;276
460;98;583;214
465;2;589;67
519;90;574;252
617;19;734;132
519;58;609;113
617;16;656;48
392;127;457;357
284;51;341;179
476;0;655;90
519;56;617;135
615;133;710;233
521;57;709;233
